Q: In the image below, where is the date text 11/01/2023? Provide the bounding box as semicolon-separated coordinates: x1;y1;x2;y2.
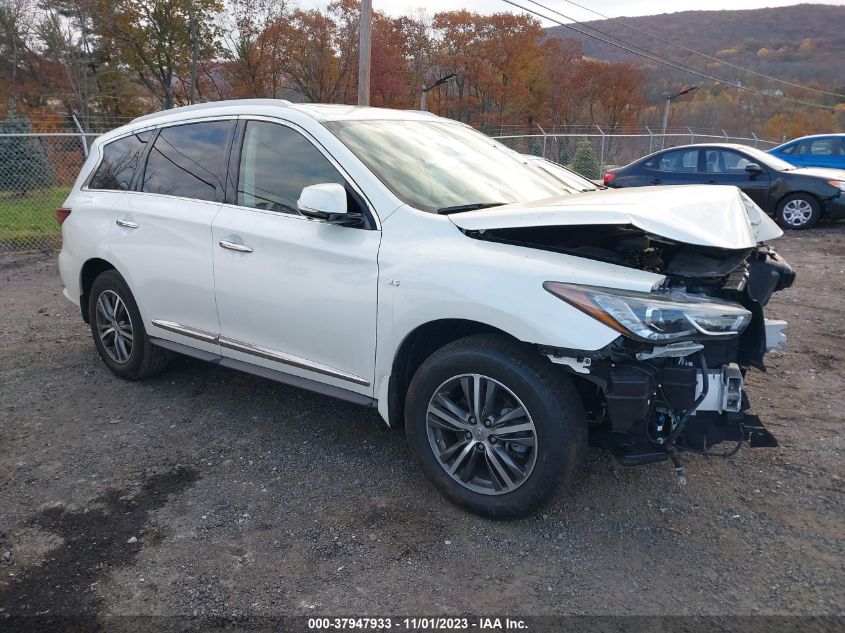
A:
307;617;528;630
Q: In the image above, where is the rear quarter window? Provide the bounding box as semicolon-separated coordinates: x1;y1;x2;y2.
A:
87;131;152;191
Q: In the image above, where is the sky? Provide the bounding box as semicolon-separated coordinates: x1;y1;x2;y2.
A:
299;0;845;23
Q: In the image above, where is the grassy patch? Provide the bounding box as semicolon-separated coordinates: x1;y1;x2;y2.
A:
0;187;69;248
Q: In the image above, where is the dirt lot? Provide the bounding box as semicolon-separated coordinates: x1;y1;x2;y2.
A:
1;224;843;623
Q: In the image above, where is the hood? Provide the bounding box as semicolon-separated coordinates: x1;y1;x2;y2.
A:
448;185;782;250
788;166;845;180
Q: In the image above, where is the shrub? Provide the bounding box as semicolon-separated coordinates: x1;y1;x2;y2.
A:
570;138;600;180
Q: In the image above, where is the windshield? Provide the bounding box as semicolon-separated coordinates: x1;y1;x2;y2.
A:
737;146;796;171
324;120;567;213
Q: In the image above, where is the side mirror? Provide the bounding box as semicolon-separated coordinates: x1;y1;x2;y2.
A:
297;183;348;221
745;162;763;173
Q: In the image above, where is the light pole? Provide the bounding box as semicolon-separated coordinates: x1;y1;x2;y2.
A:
660;86;698;147
420;74;457;111
357;0;372;106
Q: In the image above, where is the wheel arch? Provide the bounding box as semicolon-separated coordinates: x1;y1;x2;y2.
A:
79;257;117;323
776;190;822;211
385;319;518;429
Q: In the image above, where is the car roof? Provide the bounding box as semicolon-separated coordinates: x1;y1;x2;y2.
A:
782;133;845;141
773;133;845;147
130;99;441;125
652;143;757;152
95;99;443;145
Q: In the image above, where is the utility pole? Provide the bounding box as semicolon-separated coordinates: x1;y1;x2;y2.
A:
189;5;199;105
660;86;698;148
357;0;372;106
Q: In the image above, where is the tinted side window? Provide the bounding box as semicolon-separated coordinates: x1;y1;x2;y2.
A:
654;149;699;172
88;131;151;190
779;143;795;155
705;150;750;173
141;121;230;201
237;121;345;214
808;139;835;155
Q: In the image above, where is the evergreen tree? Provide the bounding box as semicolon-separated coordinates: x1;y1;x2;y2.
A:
0;108;55;195
570;138;600;180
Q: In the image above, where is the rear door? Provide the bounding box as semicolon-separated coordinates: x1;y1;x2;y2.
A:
78;130;153;262
641;148;702;186
109;119;235;355
702;148;771;210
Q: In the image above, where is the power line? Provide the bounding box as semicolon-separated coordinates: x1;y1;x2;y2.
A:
550;0;845;99
500;0;834;111
522;0;835;108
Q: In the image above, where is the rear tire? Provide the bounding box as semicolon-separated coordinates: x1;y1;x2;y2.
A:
776;193;820;230
88;270;169;380
405;334;586;518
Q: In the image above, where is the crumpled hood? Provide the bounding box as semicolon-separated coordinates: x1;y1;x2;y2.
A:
448;185;782;250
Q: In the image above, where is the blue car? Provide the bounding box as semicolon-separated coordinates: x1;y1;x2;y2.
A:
769;134;845;170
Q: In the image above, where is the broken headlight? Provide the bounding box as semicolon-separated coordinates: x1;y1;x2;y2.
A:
544;282;752;342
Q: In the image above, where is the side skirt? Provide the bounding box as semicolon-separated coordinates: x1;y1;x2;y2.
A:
150;337;377;409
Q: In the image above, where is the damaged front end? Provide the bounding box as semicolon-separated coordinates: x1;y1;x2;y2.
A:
473;219;795;471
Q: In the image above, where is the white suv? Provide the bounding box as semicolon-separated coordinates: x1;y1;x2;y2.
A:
58;100;794;517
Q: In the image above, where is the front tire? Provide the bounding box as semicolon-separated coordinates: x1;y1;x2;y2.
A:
88;270;169;380
777;193;821;230
405;334;586;518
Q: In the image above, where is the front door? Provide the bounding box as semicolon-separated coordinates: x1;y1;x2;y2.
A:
702;148;771;210
211;119;380;395
793;137;842;169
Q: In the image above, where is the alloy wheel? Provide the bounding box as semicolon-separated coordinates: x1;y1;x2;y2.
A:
781;199;813;227
426;373;538;495
95;290;134;364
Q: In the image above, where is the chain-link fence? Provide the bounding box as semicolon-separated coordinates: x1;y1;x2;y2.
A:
492;130;778;181
0;132;98;251
0;127;779;252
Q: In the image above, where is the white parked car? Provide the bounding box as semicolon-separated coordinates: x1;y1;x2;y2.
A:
58;100;794;517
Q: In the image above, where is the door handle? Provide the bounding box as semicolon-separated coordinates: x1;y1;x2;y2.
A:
650;178;662;185
116;219;139;229
219;239;253;253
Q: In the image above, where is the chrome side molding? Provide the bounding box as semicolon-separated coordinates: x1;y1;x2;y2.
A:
151;320;218;343
219;336;370;386
150;319;369;387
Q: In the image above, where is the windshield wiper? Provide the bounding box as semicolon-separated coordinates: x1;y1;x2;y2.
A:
436;202;506;215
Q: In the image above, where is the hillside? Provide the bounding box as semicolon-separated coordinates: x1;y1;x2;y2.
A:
546;3;845;102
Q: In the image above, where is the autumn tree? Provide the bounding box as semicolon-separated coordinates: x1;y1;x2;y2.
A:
0;0;38;107
595;62;646;133
221;0;289;98
542;37;583;129
371;13;434;109
95;0;223;109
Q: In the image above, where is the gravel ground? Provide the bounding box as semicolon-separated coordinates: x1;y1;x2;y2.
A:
0;224;843;622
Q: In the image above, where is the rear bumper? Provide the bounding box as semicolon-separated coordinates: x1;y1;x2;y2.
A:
62;287;79;306
58;247;82;303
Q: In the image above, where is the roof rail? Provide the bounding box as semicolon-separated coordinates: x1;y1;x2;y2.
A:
131;99;292;125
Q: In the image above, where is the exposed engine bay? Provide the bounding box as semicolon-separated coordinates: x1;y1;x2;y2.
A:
467;223;795;474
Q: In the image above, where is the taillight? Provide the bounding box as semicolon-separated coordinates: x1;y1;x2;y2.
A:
603;172;616;186
56;208;71;225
